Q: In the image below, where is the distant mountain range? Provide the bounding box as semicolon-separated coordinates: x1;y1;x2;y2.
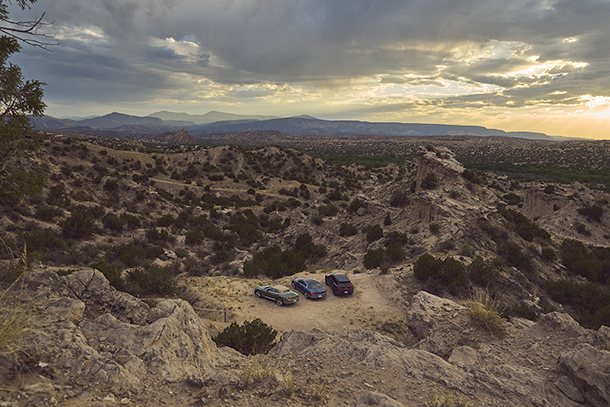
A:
30;110;556;140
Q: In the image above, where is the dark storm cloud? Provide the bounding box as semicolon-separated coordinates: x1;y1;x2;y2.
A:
15;0;610;111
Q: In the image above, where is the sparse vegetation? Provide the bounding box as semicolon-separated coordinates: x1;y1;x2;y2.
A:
213;318;278;355
467;288;506;336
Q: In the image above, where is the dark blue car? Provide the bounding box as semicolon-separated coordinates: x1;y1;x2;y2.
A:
291;278;327;299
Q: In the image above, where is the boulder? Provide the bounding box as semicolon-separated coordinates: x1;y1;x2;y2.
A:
61;268;150;325
557;343;610;407
357;392;405;407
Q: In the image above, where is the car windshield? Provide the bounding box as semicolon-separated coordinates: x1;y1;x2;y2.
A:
309;281;323;289
282;289;292;293
335;275;350;282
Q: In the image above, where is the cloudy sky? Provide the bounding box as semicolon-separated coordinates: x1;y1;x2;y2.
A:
12;0;610;139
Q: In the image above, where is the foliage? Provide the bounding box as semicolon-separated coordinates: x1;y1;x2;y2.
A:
467;256;498;288
90;260;124;291
500;208;550;242
390;189;410;207
339;222;358;237
366;224;384;242
125;265;176;296
497;241;534;274
560;239;610;284
413;253;467;295
577;205;604;222
294;233;327;263
546;279;610;329
467;288;506;336
212;318;278;355
420;172;438;190
60;207;96;239
363;242;405;270
243;246;306;279
0;32;47;204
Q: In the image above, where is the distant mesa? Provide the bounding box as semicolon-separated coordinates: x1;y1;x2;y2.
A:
29;110;559;141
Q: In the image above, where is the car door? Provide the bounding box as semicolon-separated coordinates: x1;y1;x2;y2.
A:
265;287;278;300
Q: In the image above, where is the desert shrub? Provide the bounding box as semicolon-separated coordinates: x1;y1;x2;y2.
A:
339;222;358;237
125;265;176;296
575;223;591;236
366;224;384;243
243;246;305;279
467;289;506;336
577;205;604;222
541;247;556;261
183;256;209;277
104;241;155;268
512;301;539;321
318;203;339;217
102;213;123;232
462;169;485;184
185;230;204;245
103;179;119;193
120;213;141;230
384;231;412;247
156;214;175;227
90;260;125;291
546;279;610;329
213;318;278;355
543;184;555;194
146;228;175;244
363;248;385;269
500;208;550;242
383;213;392;226
60;208;96;239
429;222;440;235
294;233;327;263
413;253;467;295
420;172;438;190
502;193;522;206
467;256;498;288
479;220;509;243
437;239;455;252
20;227;65;254
348;198;363;213
390;190;409;207
560;239;610;284
34;205;63;222
497;241;534;274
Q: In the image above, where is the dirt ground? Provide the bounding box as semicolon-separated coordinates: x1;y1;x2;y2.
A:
185;268;412;339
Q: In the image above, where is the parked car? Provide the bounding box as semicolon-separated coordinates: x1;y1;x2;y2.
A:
291;278;327;299
254;285;299;306
325;273;354;296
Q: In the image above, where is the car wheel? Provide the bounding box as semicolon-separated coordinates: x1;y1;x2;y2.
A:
304;292;310;299
276;298;284;306
332;287;338;296
255;290;261;298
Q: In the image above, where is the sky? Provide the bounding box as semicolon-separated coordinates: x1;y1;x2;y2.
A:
10;0;610;139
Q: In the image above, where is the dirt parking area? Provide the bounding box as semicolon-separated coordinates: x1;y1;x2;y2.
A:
185;269;411;336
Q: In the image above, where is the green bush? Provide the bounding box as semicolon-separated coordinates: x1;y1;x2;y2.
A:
500;208;550;242
60;208;96;239
212;318;278;355
413;253;467;295
467;256;498;288
90;260;125;291
497;241;534;274
243;246;305;279
366;224;384;242
364;243;405;270
420;172;438;190
34;205;63;222
22;227;65;253
125;265;176;296
390;190;410;207
577;205;604;222
102;213;123;232
339;222;358;237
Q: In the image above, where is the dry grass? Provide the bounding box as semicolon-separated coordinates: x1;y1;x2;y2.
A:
467;288;506;337
240;354;277;387
282;371;297;397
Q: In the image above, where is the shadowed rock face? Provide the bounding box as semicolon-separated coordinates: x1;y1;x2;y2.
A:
415;146;464;192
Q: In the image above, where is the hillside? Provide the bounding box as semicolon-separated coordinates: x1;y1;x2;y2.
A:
1;135;610;406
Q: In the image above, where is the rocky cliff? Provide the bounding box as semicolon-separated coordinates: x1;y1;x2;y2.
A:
1;268;609;406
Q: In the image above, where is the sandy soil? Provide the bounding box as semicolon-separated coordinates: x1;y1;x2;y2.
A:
185;269;410;337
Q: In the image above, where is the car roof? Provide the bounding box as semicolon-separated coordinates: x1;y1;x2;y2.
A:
332;273;350;282
270;285;292;291
303;278;319;283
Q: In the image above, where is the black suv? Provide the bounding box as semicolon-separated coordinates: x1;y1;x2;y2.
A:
325;273;354;296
